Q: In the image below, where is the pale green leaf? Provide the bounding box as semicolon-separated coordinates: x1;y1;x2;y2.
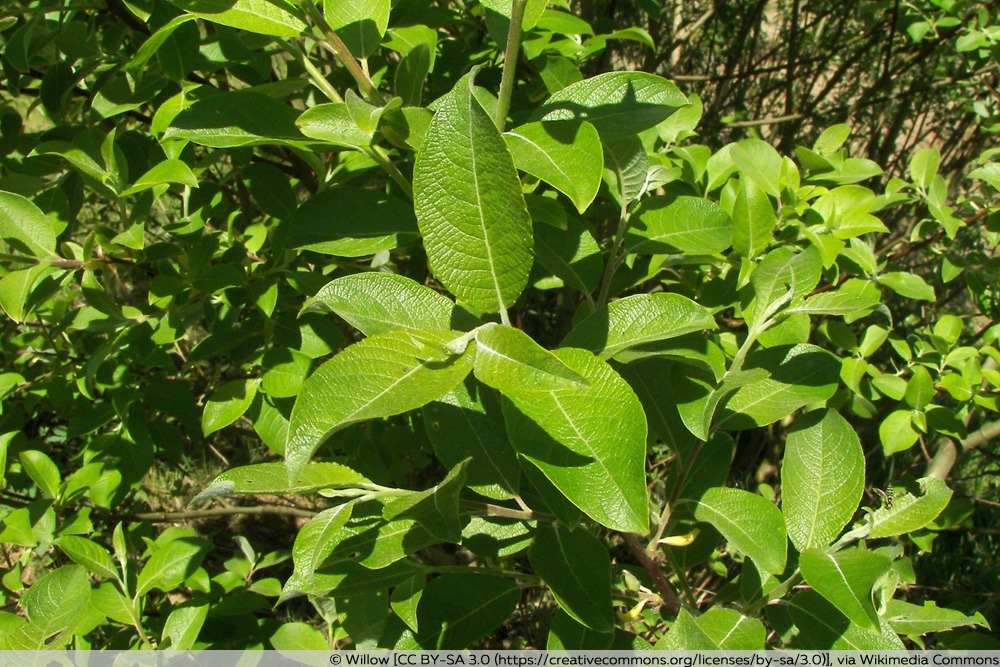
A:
121;159;198;196
19;450;61;500
799;547;892;630
18;565;90;649
788;279;881;316
296;103;372;148
474;323;588;393
270;622;329;650
885;600;989;636
968;162;1000;190
878;272;935;301
561;293;716;360
304;273;457;336
687;486;787;575
413;71;533;314
626;196;732;255
784;590;905;649
505;120;603;214
201;378;259;436
732;138;784;197
695;608;767;649
0;191;58;258
529;524;613;632
602;135;647;206
879;410;919;455
869;477;953;539
285;330;474;481
162;604;208;650
909;147;940;190
503;348;649;533
284;503;355;597
262;348;313;398
743;245;823;328
731;176;776;258
167;0;307;38
191;462;372;506
54;536;117;580
654;609;717;649
135;538;208;596
0;263;54;323
390;574;425;634
781;409;865;551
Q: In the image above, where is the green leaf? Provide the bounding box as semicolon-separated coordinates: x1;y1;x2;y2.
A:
781;409;865;551
878;271;935;301
121;159;198;196
654;609;717;649
18;565;90;649
201;378;259;437
800;547;892;630
686;486;787;575
695;608;767;649
395;43;431;106
192;462;372;505
626;196;732;255
533;72;687;139
602;135;647;206
731;138;784;197
54;536;117;581
286;186;418;257
382;459;469;543
968;162;1000;190
262;348;313;398
561;293;716;360
295;103;372;148
324;0;390;59
167;0;307;38
285;330;475;481
413;71;533;315
165;91;306;147
533;215;603;294
731;176;776;258
0;191;58;258
414;573;520;649
270;622;329;650
744;245;823;328
784;590;905;649
546;610;614;650
474;324;588;393
503;348;649;533
529;523;613;632
304;273;457;336
423;380;521;499
504;120;603;214
284;503;355;597
135;538;208;596
19;450;61;500
909;147;940;190
162;604;208;650
879;410;919;455
788;279;881;316
391;574;425;633
0;263;54;323
885;600;989;636
869;477;953;539
717;344;839;430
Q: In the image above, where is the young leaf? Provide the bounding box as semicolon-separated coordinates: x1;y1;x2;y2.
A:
191;462;372;505
0;192;58;258
686;486;787;575
561;293;717;360
533;71;687;138
270;622;329;650
799;547;892;631
474;324;588;393
529;523;613;632
504;120;603;214
201;378;259;437
743;245;823;328
283;503;355;597
166;0;307;38
602;135;647;206
788;279;881;316
304;273;457;336
414;572;521;649
626;196;732;256
121;159;198;196
285;330;475;481
503;348;649;533
869;477;953;539
162;604;209;650
878;271;935;302
731;176;776;258
54;536;118;580
296;103;372;148
413;71;533;315
781;409;865;551
0;263;55;323
731;138;784;197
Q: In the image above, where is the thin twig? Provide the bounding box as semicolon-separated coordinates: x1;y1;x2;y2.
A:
622;533;681;616
131;506;317;522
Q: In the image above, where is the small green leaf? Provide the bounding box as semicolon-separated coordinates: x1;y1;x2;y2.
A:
202;378;260;436
165;91;306;147
561;293;717;360
869;477;953;539
167;0;307;38
788;279;881;316
19;450;61;500
414;71;533;315
731;138;784;197
191;462;372;505
0;263;54;323
909;147;940;190
285;330;475;481
395;43;431;106
121;159;198;196
415;573;521;649
304;273;457;336
54;536;118;580
654;609;717;649
627;196;732;255
885;600;989;636
695;608;767;649
879;410;919;455
134;538;209;597
324;0;390;59
270;622;329;650
731;176;776;258
162;604;208;650
474;324;588;393
391;574;426;633
799;547;892;630
687;486;787;575
504;120;603;214
782;409;865;551
296;103;372;148
0;192;58;258
262;348;313;398
743;245;823;328
284;503;355;596
878;272;935;301
503;348;649;533
602;135;647;206
529;524;613;632
533;72;687;138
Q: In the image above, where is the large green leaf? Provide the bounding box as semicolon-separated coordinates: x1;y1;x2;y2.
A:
162;604;209;650
602;135;647;206
626;196;732;255
474;323;587;393
885;600;989;636
0;263;55;322
285;186;418;257
731;138;784;197
781;409;865;551
799;547;892;631
686;486;787;575
413;72;533;315
54;536;118;580
167;0;307;37
784;590;905;649
0;192;58;258
869;477;953;539
414;573;521;649
731;176;776;258
17;565;90;649
533;72;687;138
286;330;475;481
135;538;208;597
283;503;355;597
715;344;840;431
323;0;390;59
504;120;603;214
503;348;649;533
529;524;613;632
192;462;372;505
561;293;716;360
164;91;307;147
304;273;457;336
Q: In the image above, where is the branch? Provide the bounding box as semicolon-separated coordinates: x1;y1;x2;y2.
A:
622;533;681;616
131;506;317;522
725;113;805;128
926;419;1000;481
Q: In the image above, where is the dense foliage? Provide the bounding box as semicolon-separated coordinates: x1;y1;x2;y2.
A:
0;0;998;651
